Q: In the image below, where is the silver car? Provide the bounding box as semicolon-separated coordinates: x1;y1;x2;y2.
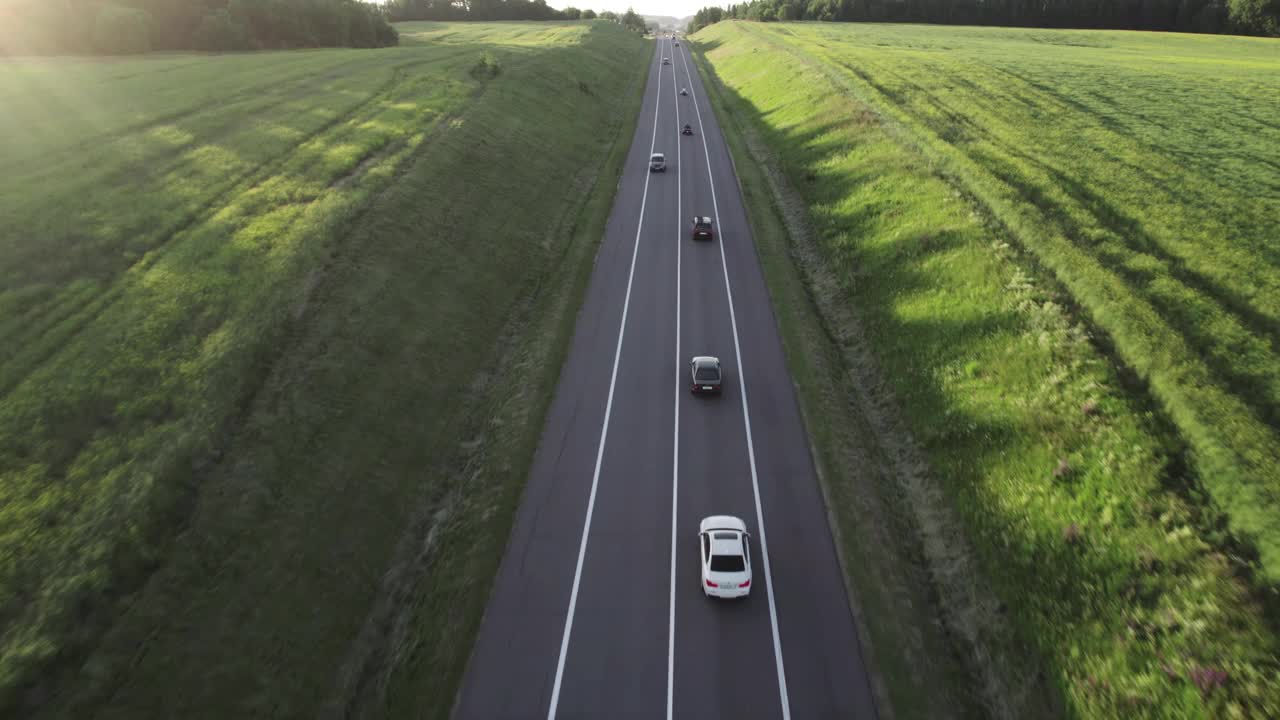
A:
690;355;722;394
649;153;666;172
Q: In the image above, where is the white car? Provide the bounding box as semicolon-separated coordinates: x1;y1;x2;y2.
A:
699;515;752;599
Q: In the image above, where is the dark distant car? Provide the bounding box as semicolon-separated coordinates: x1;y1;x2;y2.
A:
675;41;680;47
691;216;714;240
682;123;693;136
650;153;666;172
690;356;722;395
680;88;688;96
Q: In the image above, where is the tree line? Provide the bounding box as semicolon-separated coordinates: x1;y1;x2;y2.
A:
1;0;400;54
386;0;650;33
686;0;1279;36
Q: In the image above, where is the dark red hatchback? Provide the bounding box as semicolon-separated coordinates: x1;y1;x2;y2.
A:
691;216;714;240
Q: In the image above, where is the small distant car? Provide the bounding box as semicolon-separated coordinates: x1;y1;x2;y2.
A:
663;57;670;65
691;216;714;240
690;355;722;394
680;88;688;96
650;153;666;172
700;516;752;599
681;123;693;136
674;41;680;46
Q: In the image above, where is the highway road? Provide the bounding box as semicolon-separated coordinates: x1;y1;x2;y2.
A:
453;35;879;720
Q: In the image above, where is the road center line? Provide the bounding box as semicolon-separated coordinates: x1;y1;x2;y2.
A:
546;37;667;720
666;37;682;720
677;42;793;720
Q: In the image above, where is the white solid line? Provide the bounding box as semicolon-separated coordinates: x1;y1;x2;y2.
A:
666;37;682;720
677;44;793;720
546;37;667;720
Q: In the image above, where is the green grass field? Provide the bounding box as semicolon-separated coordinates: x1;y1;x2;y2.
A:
693;20;1280;719
0;21;649;717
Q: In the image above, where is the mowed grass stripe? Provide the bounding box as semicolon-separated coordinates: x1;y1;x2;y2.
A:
0;55;419;319
857;54;1280;336
0;49;447;170
1;50;466;291
0;55;460;399
831;52;1280;428
694;21;1280;719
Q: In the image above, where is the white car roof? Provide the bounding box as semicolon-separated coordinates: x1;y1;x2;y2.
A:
700;515;746;533
710;534;744;557
691;355;719;367
651;152;664;158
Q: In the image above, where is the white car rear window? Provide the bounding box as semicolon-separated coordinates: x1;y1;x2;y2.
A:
710;554;745;572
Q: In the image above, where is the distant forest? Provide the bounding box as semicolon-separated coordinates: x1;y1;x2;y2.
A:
385;0;647;32
1;0;400;54
388;0;569;20
686;0;1279;36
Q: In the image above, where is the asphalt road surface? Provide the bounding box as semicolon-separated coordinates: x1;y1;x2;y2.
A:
453;36;879;720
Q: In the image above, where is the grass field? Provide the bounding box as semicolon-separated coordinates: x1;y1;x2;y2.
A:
0;21;649;717
692;21;1280;719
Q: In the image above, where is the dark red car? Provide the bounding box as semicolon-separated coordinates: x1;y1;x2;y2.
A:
691;216;714;240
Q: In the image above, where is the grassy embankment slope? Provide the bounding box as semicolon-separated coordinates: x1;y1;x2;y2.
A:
0;20;649;718
693;20;1280;719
